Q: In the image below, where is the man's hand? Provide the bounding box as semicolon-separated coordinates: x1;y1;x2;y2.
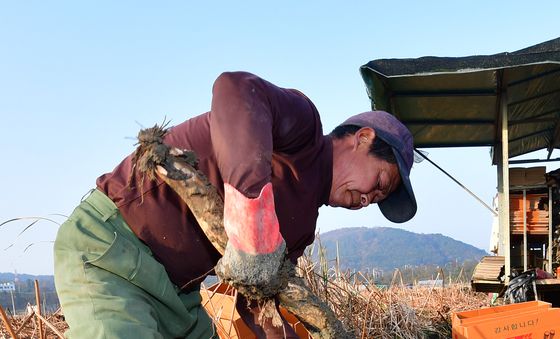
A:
215;183;291;299
215;243;292;300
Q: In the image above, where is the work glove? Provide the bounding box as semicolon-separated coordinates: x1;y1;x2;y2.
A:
215;183;292;300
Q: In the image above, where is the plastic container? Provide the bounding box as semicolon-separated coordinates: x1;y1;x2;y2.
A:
201;283;311;339
452;301;559;338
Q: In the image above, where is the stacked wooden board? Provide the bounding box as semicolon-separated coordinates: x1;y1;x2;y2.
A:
471;256;505;293
472;256;505;281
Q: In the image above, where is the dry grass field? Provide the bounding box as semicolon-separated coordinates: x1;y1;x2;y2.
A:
0;308;67;339
295;256;493;338
1;256;494;339
1;282;491;339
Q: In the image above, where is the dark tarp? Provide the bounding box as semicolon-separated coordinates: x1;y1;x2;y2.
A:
360;37;560;164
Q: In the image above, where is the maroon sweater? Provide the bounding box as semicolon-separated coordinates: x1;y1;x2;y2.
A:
97;72;333;289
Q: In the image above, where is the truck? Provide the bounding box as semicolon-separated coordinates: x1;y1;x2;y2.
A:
358;36;560;304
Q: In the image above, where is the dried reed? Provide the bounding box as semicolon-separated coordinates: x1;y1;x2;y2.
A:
298;244;494;339
0;227;493;339
0;307;67;339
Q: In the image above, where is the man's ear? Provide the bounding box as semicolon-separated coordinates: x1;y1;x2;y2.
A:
354;127;376;150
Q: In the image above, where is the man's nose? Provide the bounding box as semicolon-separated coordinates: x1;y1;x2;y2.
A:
360;194;370;207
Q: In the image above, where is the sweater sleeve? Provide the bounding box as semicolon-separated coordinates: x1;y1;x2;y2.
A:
209;71;320;198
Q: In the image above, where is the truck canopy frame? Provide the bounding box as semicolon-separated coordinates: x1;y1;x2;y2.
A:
360;37;560;281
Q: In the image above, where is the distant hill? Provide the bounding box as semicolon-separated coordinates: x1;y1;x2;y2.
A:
0;272;54;283
314;227;487;272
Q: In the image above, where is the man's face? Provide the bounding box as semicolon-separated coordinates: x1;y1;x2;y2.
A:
329;135;401;210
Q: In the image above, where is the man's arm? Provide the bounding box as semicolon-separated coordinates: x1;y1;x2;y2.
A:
209;71;318;297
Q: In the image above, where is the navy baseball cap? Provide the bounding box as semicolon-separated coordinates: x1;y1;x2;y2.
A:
339;111;416;223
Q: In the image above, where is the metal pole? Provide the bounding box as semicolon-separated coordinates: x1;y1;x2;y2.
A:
509;157;560;165
498;90;511;282
414;150;497;216
10;288;15;315
523;189;527;271
549;186;553;273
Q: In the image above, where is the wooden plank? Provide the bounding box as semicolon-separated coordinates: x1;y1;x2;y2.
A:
34;280;44;339
0;304;18;339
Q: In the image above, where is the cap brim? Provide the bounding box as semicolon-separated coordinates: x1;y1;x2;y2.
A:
378;152;417;223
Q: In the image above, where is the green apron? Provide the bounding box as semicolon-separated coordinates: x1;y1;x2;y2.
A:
54;189;216;338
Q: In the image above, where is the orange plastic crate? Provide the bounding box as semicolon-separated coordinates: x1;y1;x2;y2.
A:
452;301;560;338
201;283;311;339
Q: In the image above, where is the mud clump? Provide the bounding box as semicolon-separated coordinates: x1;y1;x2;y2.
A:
215;246;294;300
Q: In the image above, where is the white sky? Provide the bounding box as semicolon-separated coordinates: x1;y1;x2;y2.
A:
1;1;559;275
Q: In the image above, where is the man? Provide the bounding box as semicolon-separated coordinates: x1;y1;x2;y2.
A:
54;71;416;338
